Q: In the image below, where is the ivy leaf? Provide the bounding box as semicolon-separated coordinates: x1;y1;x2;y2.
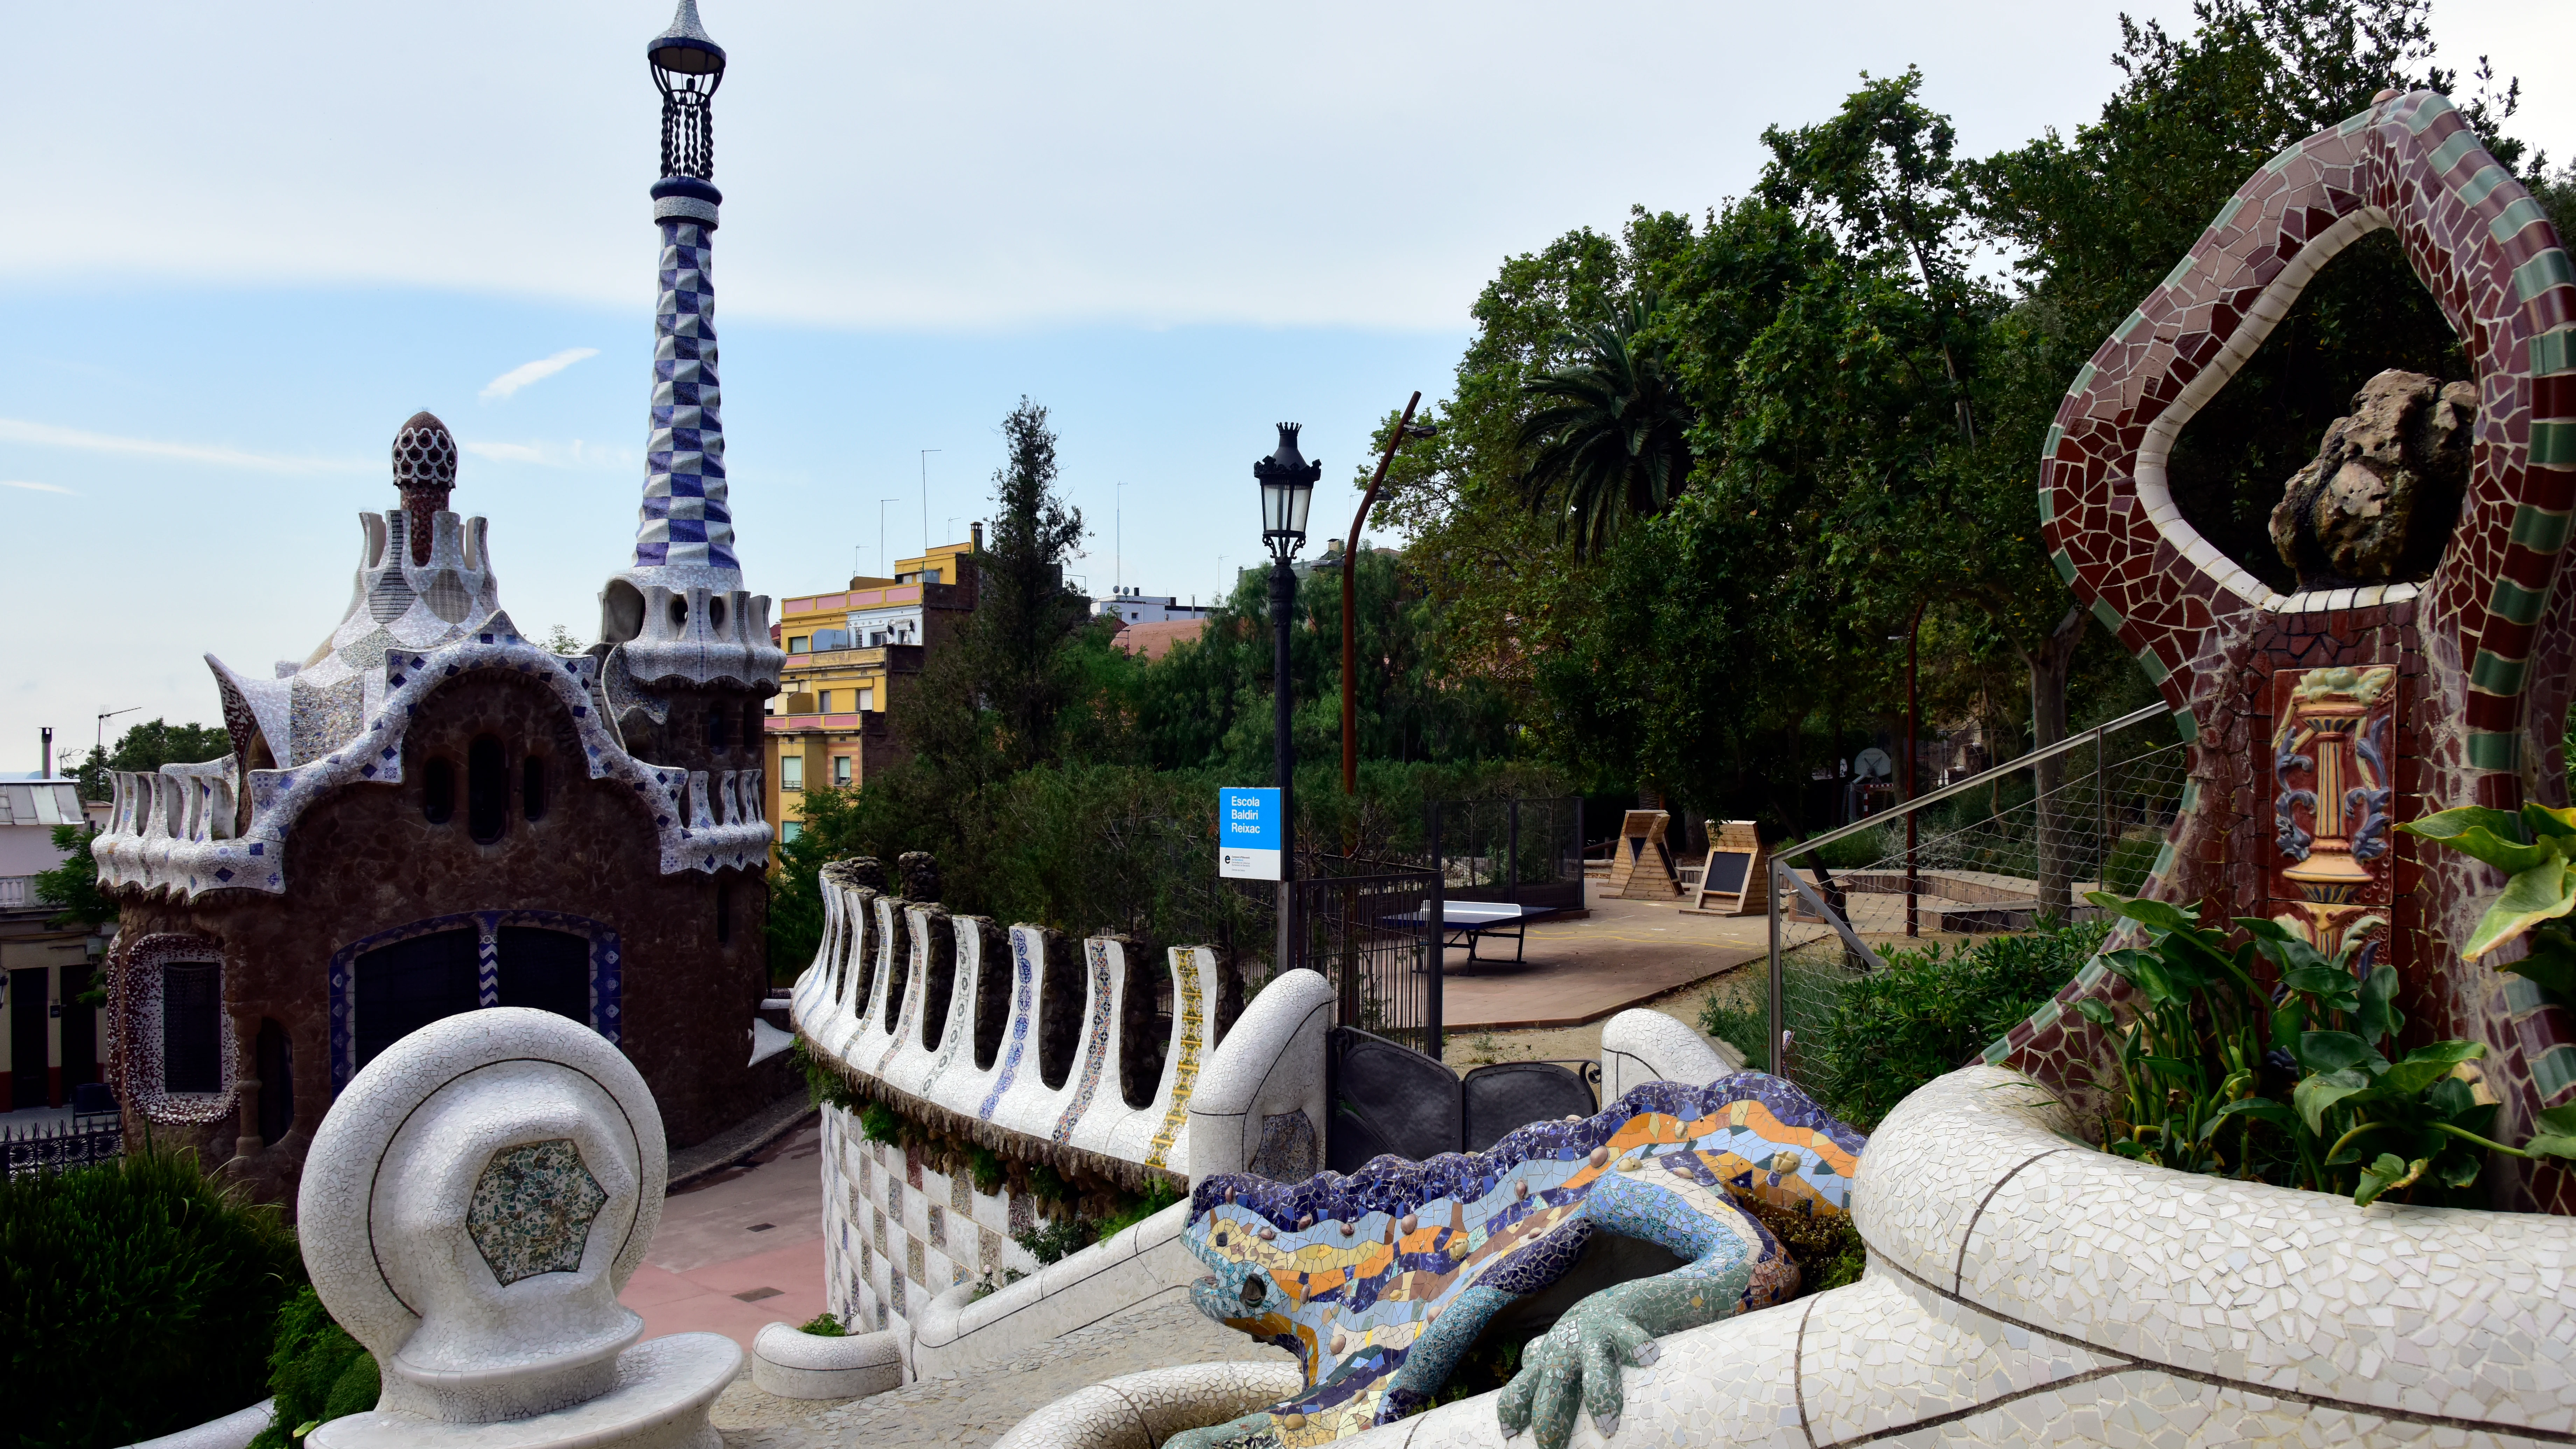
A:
2464;859;2576;960
2353;1153;2424;1207
2355;963;2403;1045
2295;1068;2371;1134
2376;1041;2485;1099
2400;809;2556;873
2297;1031;2379;1074
2522;802;2576;849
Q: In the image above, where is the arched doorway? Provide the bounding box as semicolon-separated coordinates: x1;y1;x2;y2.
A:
333;910;621;1087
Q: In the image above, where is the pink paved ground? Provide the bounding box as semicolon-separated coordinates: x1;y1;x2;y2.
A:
622;1117;830;1349
1439;892;1768;1030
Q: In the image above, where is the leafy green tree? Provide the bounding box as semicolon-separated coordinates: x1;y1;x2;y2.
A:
32;824;114;929
72;718;232;800
897;398;1094;784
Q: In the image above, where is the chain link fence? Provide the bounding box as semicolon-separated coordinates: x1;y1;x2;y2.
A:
1758;706;2192;1097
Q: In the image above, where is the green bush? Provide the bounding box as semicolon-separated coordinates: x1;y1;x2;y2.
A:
1095;1179;1182;1239
858;1101;903;1146
965;1146;1007;1196
2;1148;306;1449
246;1287;377;1449
798;1312;848;1337
1706;920;2106;1131
1012;1215;1094;1266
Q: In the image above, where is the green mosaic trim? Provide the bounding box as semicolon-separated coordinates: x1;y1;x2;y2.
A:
2213;195;2245;232
2510;503;2572;554
2161;253;2196;289
2178;780;2201;814
2066;361;2098;400
2076;959;2109;990
2172;708;2199;744
2535;328;2576;378
2052;548;2079;585
2490;576;2549;627
2470;649;2528;697
2026;999;2064;1034
1981;1036;2013;1066
2116;308;2150;341
2042;421;2066;457
2468;731;2521;772
2535;420;2576;470
2428;130;2479;175
2492;196;2551;245
2134;647;2171;686
2262;141;2307;173
2534;1044;2576;1103
2401;93;2456;135
2502;974;2549;1016
2037;486;2055;525
2092;597;2124;635
2150;840;2178;881
2516;250;2576;305
2457;164;2514;209
2337;111;2374;138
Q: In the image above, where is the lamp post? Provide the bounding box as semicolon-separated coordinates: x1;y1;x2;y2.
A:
1256;423;1322;977
1341;394;1437;796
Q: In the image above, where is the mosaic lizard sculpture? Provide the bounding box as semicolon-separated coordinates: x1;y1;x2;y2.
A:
1176;1075;1866;1449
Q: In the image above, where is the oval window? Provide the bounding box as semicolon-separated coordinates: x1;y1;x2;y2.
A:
467;735;507;843
522;756;547;823
423;758;456;824
667;596;690;629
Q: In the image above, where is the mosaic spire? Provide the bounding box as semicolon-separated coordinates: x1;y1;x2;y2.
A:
633;0;735;584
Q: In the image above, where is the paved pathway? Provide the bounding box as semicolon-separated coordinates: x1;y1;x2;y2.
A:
710;1293;1292;1449
623;1116;831;1349
1439;892;1770;1030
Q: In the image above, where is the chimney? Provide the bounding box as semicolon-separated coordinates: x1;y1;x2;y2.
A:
40;726;52;778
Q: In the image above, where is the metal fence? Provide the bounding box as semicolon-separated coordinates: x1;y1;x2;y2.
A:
1759;704;2192;1094
1420;797;1586;912
4;1115;124;1180
1224;855;1442;1054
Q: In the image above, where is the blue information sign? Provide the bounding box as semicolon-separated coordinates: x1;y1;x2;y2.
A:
1218;787;1282;881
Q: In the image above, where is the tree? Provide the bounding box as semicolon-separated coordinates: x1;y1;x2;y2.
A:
33;824;114;929
1513;294;1697;559
72;719;232;801
895;398;1093;783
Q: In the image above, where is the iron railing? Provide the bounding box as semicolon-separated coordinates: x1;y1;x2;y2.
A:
3;1115;123;1179
1760;705;2192;1091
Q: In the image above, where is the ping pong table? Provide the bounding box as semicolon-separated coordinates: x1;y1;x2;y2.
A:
1380;900;1562;969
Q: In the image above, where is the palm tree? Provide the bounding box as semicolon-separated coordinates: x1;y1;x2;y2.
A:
1514;295;1697;559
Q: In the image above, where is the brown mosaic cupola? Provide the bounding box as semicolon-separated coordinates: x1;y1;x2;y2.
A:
392;411;461;565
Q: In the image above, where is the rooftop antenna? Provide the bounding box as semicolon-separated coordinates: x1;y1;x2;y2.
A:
96;706;139;757
919;449;940;561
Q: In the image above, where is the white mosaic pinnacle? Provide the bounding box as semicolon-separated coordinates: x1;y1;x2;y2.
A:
630;218;736;589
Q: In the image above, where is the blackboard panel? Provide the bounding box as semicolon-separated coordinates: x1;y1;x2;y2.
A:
1704;851;1751;895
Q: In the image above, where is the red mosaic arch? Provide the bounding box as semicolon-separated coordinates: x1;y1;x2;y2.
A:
1997;90;2576;1209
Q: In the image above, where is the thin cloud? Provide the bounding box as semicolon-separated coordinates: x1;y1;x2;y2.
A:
480;347;600;401
1;479;75;494
460;438;628;470
0;417;362;473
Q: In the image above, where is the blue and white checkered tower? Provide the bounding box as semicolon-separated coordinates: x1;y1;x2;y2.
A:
597;1;779;697
636;0;730;580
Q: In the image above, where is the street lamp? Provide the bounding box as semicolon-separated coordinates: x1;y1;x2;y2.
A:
1255;423;1322;973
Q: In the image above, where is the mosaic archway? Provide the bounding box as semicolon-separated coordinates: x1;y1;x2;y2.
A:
1994;90;2576;1209
326;909;622;1092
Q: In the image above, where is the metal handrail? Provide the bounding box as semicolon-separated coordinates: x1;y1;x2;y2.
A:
1778;703;2169;861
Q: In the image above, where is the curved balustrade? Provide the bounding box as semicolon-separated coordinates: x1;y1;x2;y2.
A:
790;870;1217;1183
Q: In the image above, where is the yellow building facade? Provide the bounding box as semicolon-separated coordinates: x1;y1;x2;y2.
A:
765;534;979;852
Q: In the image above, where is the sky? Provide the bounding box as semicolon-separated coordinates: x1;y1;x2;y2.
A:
4;0;2570;772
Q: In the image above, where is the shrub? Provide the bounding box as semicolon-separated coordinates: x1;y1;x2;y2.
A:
1809;920;2107;1129
1095;1179;1182;1239
965;1146;1007;1196
797;1312;848;1337
2;1148;305;1449
1012;1215;1094;1266
858;1101;903;1146
246;1287;377;1449
1704;920;2106;1131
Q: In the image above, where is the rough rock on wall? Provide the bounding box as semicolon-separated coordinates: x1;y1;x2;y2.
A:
898;851;941;904
2269;368;2477;589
